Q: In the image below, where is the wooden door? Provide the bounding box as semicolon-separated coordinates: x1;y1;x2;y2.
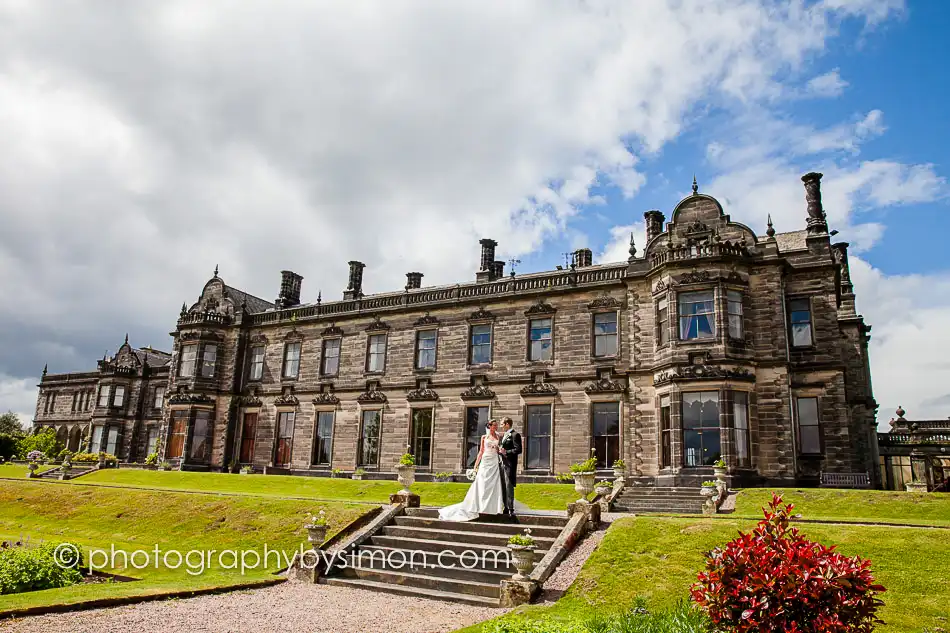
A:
239;413;258;463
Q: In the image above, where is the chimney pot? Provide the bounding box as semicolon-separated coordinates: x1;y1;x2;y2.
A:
491;260;505;279
574;248;593;268
802;172;828;235
276;270;303;309
344;261;366;299
405;272;423;290
644;210;665;244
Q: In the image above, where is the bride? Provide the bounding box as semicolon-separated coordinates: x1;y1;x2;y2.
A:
439;419;506;522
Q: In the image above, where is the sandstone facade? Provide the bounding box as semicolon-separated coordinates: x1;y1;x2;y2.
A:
32;173;880;486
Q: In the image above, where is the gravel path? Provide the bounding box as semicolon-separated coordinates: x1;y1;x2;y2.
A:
536;513;614;603
0;581;508;633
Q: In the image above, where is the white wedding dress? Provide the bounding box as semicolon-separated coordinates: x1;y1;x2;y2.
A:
439;433;505;521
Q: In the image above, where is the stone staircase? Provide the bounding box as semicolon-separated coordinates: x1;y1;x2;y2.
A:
321;507;569;606
36;466;96;480
611;486;704;514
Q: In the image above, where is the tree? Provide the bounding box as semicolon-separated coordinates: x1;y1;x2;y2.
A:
16;428;61;460
0;411;24;436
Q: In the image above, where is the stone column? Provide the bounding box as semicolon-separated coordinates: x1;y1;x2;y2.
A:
802;172;828;236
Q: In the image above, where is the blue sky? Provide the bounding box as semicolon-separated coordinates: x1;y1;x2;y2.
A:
0;1;948;429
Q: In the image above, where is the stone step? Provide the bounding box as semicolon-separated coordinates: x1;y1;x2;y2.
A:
368;534;548;558
336;565;501;599
349;545;515;582
612;504;703;514
379;525;558;549
407;507;568;528
392;516;563;539
321;576;500;607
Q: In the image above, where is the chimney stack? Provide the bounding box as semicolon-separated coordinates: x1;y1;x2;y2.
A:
644;210;665;244
344;261;365;299
405;272;423;290
491;260;505;279
276;270;303;309
574;248;593;268
477;238;498;283
802;172;828;236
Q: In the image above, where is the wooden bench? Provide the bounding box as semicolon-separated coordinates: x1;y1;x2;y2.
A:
819;471;871;489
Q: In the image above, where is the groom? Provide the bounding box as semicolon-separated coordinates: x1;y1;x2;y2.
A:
499;417;522;519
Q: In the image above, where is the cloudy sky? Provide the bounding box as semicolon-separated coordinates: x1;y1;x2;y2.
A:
1;0;947;429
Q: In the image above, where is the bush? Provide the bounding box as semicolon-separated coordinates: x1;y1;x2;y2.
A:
0;434;20;460
0;542;84;595
691;494;885;633
16;428;60;460
70;452;117;463
144;452;158;465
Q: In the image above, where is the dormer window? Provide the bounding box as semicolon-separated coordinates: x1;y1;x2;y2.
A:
678;290;716;340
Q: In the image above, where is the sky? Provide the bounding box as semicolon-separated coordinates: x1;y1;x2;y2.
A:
1;0;948;430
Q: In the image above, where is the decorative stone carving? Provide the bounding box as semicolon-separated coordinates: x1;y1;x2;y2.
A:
524;300;556;316
406;387;439;402
520;382;558;396
168;386;214;405
468;307;496;322
357;385;388;404
283;329;304;341
249;333;268;345
179;331;202;342
585;377;626;394
274;392;299;407
653;365;755;387
652;280;669;295
684;221;710;235
235;394;263;407
312;392;340;405
460;384;496;400
321;324;344;337
587;294;621;311
725;271;747;285
413;312;439;327
365;315;390;331
679;270;711;284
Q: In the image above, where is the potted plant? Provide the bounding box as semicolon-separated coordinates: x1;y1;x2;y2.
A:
713;458;727;479
304;510;329;548
240;465;252;475
570;449;598;501
700;480;719;498
612;458;626;479
507;528;536;580
26;450;44;477
433;471;453;483
330;468;344;478
228;458;240;474
97;451;106;468
352;467;366;481
594;479;613;497
159;460;171;471
395;447;416;494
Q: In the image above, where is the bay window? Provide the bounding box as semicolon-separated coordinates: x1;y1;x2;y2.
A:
679;291;716;340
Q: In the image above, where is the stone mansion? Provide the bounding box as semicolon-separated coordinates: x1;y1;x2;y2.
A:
32;173;880;487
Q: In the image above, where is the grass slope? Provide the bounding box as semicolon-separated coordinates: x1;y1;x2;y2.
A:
42;469;583;510
0;480;366;613
732;488;950;526
463;516;950;633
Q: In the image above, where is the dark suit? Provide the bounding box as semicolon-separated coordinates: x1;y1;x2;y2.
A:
499;428;522;516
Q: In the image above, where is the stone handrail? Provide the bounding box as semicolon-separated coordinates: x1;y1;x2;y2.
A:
177;311;231;326
878;433;950;446
650;241;748;268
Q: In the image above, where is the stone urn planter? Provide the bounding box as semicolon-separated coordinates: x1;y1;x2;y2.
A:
351;472;365;481
594;484;612;498
612;467;625;480
700;486;718;499
508;544;537;581
572;472;596;501
27;462;38;478
305;524;328;548
395;464;416;495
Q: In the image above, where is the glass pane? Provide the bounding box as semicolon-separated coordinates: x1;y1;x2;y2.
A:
106;427;119;456
91;426;104;453
525;405;551;469
179;345;197;377
315;411;334;465
797;397;819;426
592;402;620;468
682;392;720;466
530;319;552;340
360;410;381;466
733;392;749;466
800;426;821;454
411;409;433;467
113;387;125;407
593;313;617;334
368;335;386;372
465;407;489;468
202;345;217;377
791;323;813;346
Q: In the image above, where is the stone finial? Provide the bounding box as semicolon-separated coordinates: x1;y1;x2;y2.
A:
766;214;776;239
317;290;322;305
42;363;48;377
213;264;219;278
627;233;637;260
180;302;188;317
691;174;699;195
123;333;129;346
896;405;906;419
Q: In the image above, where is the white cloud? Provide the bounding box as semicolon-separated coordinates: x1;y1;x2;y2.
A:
0;0;916;397
0;375;37;427
805;68;849;97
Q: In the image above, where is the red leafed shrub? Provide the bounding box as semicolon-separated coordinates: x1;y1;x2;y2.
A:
691;494;885;633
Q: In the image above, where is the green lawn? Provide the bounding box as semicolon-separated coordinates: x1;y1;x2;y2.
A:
461;516;950;633
0;479;366;614
731;488;950;526
29;469;583;510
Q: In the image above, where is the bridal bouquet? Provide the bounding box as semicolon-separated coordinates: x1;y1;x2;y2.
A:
465;468;477;481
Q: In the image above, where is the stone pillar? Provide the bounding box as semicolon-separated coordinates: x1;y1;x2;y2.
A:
344;261;365;299
644;210;665;244
802;172;828;236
